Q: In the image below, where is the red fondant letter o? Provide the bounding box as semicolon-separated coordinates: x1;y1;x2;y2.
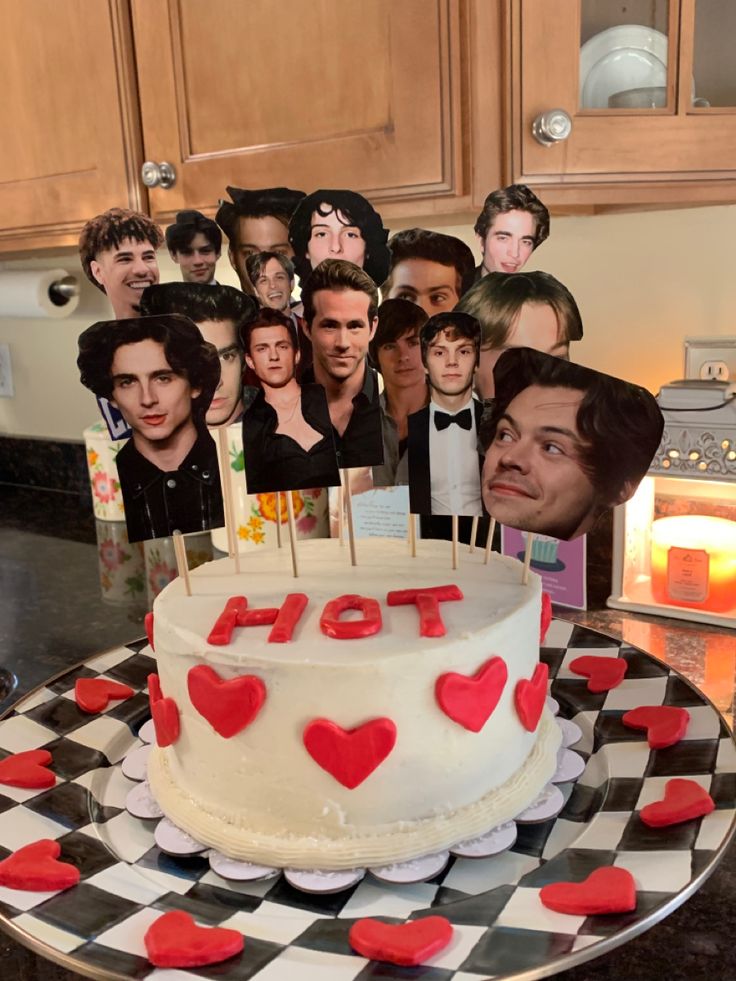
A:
320;595;382;639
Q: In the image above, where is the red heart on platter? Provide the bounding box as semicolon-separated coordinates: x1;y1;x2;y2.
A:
144;910;244;968
303;718;396;789
569;655;627;692
514;662;549;732
540;866;636;915
187;665;266;738
639;778;715;828
0;839;80;892
75;678;134;714
436;657;508;732
0;750;55;789
622;705;690;749
144;611;155;651
540;591;553;645
349;916;453;966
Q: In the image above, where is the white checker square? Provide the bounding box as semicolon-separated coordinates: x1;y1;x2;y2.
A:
14;687;56;712
0;804;68;850
568;711;598;756
0;777;59;805
634;774;712;810
696;808;735;850
75;762;134;808
222;907;322;946
615;850;692;892
0;715;57;753
442;852;539;895
494;885;585;934
420;923;488;970
247;945;366;981
92;809;157;863
576;747;608;790
572;811;631;850
682;705;724;741
85;862;171;905
338;878;437;919
86;647;141;672
602;676;668;711
572;933;605;952
143;971;201;981
95;905;161;957
716;737;736;773
0;883;65;912
133;864;199;897
67;716;132;762
544;620;574;647
12;911;85;952
542;818;587;859
596;741;652;779
558;646;621;678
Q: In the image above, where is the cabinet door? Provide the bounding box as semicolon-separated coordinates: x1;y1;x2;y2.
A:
0;0;143;251
132;0;466;221
514;0;736;201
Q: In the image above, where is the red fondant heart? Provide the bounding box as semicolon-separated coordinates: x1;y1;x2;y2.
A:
639;778;715;828
303;718;396;789
0;839;80;892
349;916;453;966
147;673;179;747
540;866;636;915
436;657;508;732
0;750;55;789
622;705;690;749
144;611;155;651
187;665;266;738
144;910;244;968
569;655;627;692
540;591;552;645
514;662;549;732
147;672;162;705
75;678;134;713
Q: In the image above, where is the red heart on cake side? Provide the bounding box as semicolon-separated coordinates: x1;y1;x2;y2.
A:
349;916;453;966
303;717;397;789
0;750;55;789
540;591;552;645
569;655;627;692
144;910;244;968
75;678;134;714
436;656;508;732
639;778;715;828
147;673;180;746
514;662;549;732
187;665;266;738
144;611;155;651
540;866;636;915
622;705;690;749
0;839;80;891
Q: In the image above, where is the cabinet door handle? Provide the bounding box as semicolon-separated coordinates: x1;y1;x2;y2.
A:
141;161;177;189
532;109;572;146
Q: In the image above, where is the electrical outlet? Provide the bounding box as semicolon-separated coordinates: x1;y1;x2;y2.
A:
684;337;736;383
0;343;14;398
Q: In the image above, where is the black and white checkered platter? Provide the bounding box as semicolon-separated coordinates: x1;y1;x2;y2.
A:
0;619;733;981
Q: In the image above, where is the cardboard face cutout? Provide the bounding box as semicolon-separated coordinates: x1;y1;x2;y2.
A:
383;228;475;317
240;311;340;494
473;184;550;277
480;347;664;541
77;315;225;543
407;312;484;517
165;210;222;285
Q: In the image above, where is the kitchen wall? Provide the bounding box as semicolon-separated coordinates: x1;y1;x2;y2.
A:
0;202;734;442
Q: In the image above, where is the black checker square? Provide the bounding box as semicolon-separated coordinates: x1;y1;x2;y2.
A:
87;797;122;825
264;874;361;916
619;645;670;678
419;884;516;926
577;889;671;937
33;882;142;936
618;811;700;851
663;675;711;708
0;791;17;816
519;848;619;888
106;651;157;689
354;962;455;981
646;739;719;777
691;849;717;877
72;941;151;980
540;649;566;678
459;924;576;975
56;829;120;879
599;777;647;813
40;736;109;780
105;691;150;729
513;816;558;857
153;880;263;921
551;678;608;716
24;695;92;737
24;780;94;830
568;625;621;649
291;915;354;955
125;637;149;654
560;782;606;823
709;771;736;808
137;844;210;881
189;935;282;981
47;664;99;695
592;711;650;753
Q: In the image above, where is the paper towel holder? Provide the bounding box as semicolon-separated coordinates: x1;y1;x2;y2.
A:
48;274;79;307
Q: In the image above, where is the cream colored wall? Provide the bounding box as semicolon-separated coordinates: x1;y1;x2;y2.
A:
1;203;735;441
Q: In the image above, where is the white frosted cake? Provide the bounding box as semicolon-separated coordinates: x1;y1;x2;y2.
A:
147;538;560;869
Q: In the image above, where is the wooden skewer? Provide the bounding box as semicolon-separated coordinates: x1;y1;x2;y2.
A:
173;531;192;596
484;517;496;565
408;512;417;557
275;491;282;548
451;514;459;570
285;492;299;578
338;484;345;544
342;470;357;566
469;516;479;553
216;427;240;573
522;532;535;585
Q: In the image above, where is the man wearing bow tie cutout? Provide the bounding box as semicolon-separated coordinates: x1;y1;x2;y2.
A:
407;312;484;517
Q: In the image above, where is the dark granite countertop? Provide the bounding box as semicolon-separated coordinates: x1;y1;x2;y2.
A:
0;485;734;980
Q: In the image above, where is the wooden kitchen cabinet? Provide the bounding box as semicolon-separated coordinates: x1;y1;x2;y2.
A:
510;0;736;208
0;0;144;253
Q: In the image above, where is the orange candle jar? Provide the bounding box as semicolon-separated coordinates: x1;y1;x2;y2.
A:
651;515;736;613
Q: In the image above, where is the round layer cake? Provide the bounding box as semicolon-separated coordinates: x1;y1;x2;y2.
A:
147;537;560;869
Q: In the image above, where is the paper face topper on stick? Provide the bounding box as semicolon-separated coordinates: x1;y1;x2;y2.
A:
407;312;484;517
480;347;664;541
77;314;225;543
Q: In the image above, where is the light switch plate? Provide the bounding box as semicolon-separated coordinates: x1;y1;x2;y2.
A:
0;342;14;397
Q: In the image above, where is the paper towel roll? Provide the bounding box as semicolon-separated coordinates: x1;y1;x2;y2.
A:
0;269;80;318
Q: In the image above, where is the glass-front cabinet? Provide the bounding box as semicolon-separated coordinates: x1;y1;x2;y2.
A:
511;0;736;204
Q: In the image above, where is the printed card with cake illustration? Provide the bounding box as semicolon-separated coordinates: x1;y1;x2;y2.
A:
480;347;664;541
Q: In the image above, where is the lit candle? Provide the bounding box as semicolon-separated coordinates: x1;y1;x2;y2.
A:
651;516;736;613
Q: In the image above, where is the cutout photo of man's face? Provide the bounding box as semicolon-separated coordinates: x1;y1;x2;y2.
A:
245;324;298;389
387;258;459;316
306;289;377;384
253;257;293;312
91;237;160;319
230;215;293;291
197;319;243;427
482;384;597;541
377;330;425;394
172;232;219;284
479;209;536;275
425;329;477;400
307;207;366;269
111;339;200;447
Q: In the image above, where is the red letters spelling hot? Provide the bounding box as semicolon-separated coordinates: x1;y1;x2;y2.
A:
206;586;463;644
